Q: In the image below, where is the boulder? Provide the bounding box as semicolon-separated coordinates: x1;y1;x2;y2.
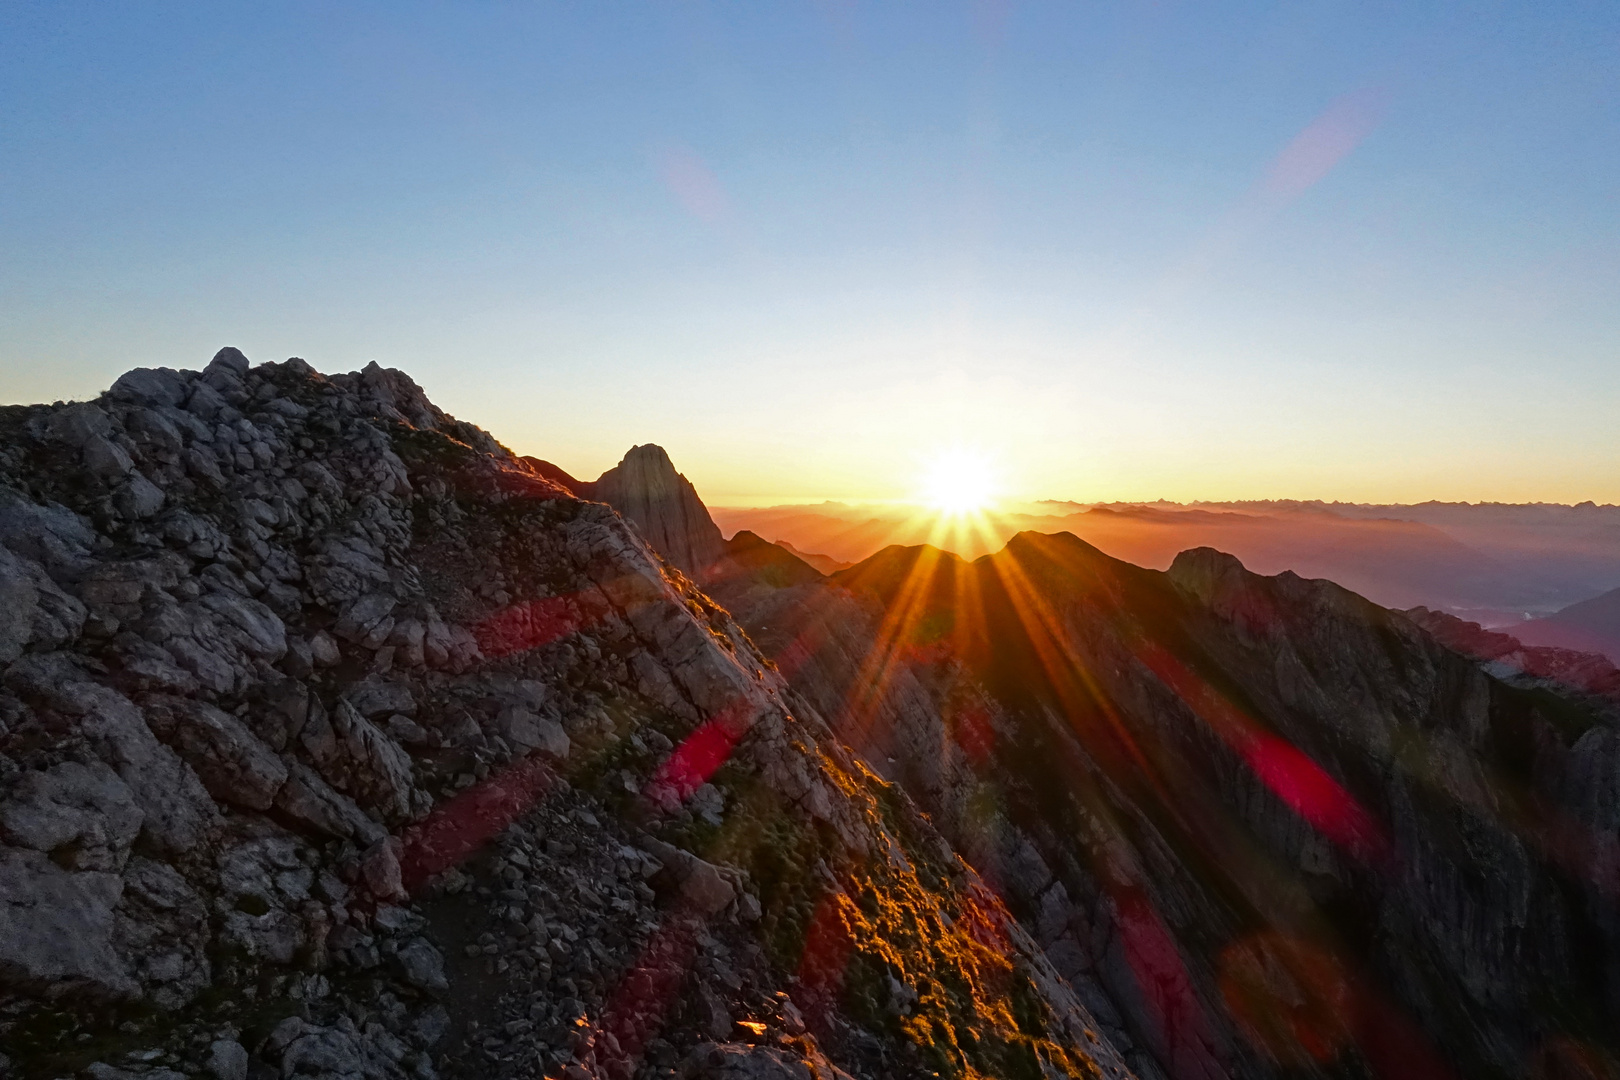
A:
494;705;570;760
0;544;86;662
82;434;135;480
0;759;142;871
206;1038;249;1080
109;367;190;408
302;699;416;823
396;937;448;992
143;697;288;811
112;473;166;519
642;838;738;916
0;847;134;999
346;678;416;719
37;677;221;856
685;1042;856;1080
42;403;112;449
274;760;385;843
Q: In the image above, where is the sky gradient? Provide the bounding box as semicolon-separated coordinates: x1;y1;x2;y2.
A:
2;2;1617;505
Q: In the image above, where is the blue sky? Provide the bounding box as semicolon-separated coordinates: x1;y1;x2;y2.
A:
2;2;1616;503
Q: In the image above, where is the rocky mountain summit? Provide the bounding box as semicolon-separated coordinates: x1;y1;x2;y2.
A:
7;348;1619;1080
528;447;725;581
0;352;1132;1080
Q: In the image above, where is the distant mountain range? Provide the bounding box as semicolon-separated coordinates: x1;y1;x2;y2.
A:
713;497;1620;629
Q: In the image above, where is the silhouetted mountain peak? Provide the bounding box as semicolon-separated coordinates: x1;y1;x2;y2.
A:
589;443;725;578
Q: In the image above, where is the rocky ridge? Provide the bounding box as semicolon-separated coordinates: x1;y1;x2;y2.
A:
530;447;725;581
1405;606;1620;702
0;351;1132;1080
707;535;1620;1078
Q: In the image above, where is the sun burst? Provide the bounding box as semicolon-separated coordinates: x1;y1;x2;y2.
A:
918;446;998;516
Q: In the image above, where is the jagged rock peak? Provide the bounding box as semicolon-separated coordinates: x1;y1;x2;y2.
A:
0;350;1131;1080
592;443;726;578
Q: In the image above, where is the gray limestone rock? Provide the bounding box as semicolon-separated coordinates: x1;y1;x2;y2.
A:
274;1019;408;1080
334;592;397;644
42;402;113;449
0;759;142;871
83;434;135;480
109;367;191;409
0;544;86;662
206;346;250;379
274;761;385;844
111;856;211;1008
346;679;416;719
112;473;166;519
207;1038;249;1080
641;838;738;916
493;705;570;760
395;937;448;992
48;680;220;856
143;697;288;811
305;699;416;823
685;1042;856;1080
0;485;97;577
0;847;134;999
361;836;407;902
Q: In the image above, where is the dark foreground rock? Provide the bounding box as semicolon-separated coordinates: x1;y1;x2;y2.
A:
0;351;1131;1080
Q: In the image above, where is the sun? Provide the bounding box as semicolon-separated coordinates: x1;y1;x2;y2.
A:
918;446;997;515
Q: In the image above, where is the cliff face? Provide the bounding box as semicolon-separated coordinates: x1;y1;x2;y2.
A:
710;534;1620;1079
589;446;726;581
0;353;1131;1080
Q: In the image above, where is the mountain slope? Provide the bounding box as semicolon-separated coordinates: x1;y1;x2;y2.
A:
1404;606;1620;701
710;529;1620;1078
0;352;1132;1080
773;540;851;576
1514;585;1620;664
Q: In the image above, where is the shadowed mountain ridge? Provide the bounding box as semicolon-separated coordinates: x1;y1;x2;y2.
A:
698;482;1620;1078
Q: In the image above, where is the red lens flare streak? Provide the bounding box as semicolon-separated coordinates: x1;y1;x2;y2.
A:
1110;883;1225;1080
1134;641;1392;867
